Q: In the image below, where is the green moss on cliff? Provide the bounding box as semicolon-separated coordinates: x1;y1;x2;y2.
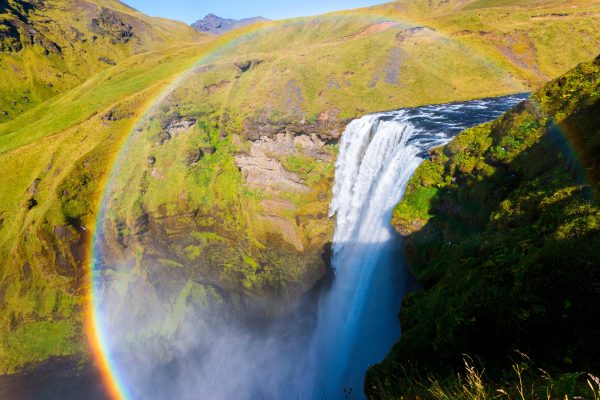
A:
367;55;600;398
1;321;79;370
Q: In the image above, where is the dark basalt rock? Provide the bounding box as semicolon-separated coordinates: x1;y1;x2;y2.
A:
89;7;134;44
102;108;132;121
98;56;116;65
185;146;215;165
134;213;150;236
185;149;204;165
234;59;263;75
242;111;348;143
0;0;56;54
28;178;41;195
20;22;61;54
235;60;252;72
0;20;23;52
26;197;38;210
164;118;196;136
70;26;85;42
156;131;171;145
0;17;62;55
116;220;128;249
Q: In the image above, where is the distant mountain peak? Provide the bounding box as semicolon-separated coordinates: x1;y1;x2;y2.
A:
191;14;269;35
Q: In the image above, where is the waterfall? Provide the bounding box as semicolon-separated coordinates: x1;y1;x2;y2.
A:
307;113;446;399
306;94;527;399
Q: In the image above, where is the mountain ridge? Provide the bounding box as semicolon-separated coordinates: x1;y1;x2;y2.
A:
191;13;269;35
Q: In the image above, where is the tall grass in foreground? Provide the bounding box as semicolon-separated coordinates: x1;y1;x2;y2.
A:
370;354;600;400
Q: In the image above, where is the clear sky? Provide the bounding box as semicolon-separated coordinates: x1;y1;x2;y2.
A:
124;0;386;24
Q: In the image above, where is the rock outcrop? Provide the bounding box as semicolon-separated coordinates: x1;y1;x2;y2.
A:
89;7;134;44
191;13;269;35
98;101;337;332
242;110;346;143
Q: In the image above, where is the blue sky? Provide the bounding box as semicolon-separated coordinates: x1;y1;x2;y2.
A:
125;0;385;24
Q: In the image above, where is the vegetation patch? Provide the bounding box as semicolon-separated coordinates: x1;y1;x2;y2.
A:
368;55;600;398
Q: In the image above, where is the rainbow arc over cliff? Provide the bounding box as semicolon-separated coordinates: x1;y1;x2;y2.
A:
82;13;527;399
83;22;273;399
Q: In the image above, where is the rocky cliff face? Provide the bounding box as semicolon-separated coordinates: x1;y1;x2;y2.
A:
97;76;339;330
191;14;268;35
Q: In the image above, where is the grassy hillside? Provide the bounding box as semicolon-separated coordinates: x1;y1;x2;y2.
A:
0;42;217;372
1;0;600;378
0;0;204;122
367;54;600;399
148;0;600;135
343;0;600;85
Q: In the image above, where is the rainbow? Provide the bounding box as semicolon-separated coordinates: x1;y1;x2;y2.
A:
85;22;275;400
83;12;525;399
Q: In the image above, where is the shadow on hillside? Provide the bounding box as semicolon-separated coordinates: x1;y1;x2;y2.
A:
0;357;110;400
374;99;600;386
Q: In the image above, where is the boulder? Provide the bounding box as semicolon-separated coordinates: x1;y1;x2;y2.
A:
165;118;196;136
156;131;171;145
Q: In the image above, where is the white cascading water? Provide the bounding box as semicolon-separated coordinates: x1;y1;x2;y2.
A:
306;94;527;399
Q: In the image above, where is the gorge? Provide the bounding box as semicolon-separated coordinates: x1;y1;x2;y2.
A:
88;95;526;400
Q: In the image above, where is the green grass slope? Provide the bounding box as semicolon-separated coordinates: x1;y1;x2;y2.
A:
0;0;205;122
367;54;600;399
0;42;217;373
169;0;600;128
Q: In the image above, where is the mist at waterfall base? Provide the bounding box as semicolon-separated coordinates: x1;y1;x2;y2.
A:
94;93;527;400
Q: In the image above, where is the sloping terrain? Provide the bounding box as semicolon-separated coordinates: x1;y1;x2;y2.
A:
368;54;600;398
0;0;204;122
0;42;216;372
1;0;600;379
177;0;600;128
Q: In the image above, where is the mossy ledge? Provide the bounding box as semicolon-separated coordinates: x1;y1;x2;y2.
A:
366;55;600;398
